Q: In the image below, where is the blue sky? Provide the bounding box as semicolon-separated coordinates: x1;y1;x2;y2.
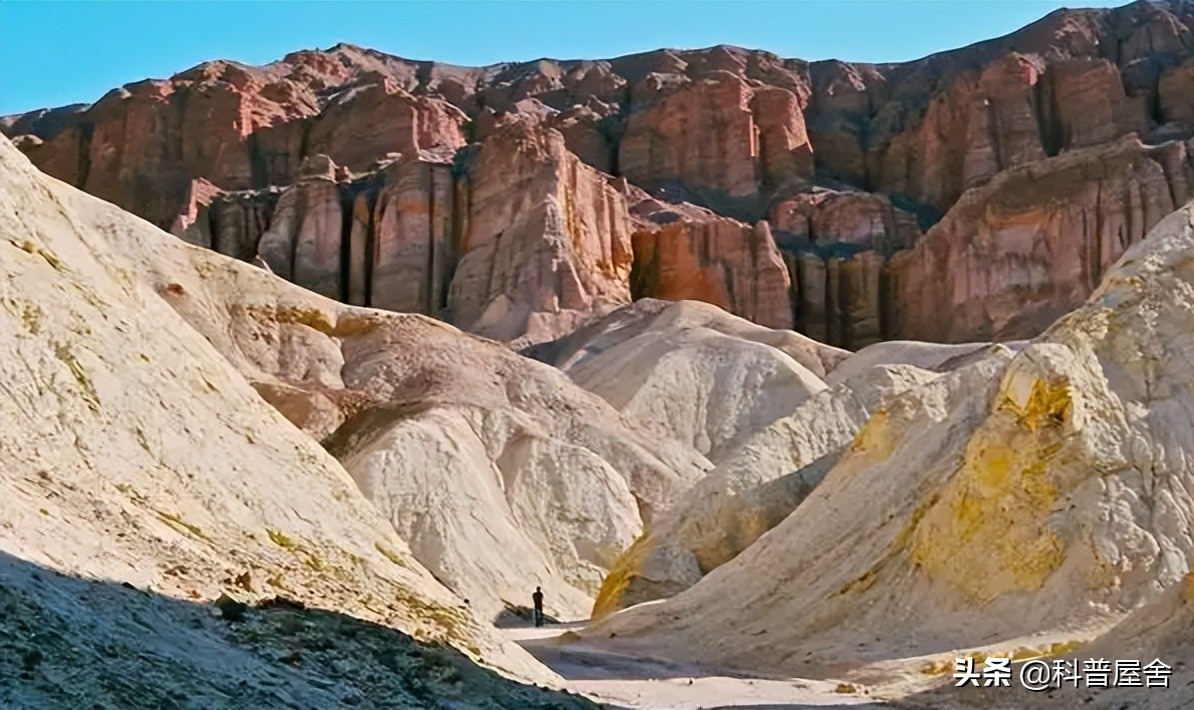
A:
1;1;1125;115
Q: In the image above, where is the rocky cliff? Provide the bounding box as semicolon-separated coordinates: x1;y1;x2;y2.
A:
5;1;1194;345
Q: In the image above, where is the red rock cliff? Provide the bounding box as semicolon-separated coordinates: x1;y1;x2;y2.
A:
6;2;1193;345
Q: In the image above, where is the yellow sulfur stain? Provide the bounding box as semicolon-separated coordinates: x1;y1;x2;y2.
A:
998;377;1072;432
848;409;894;462
688;502;772;574
592;534;652;619
248;305;379;338
892;494;937;551
920;641;1083;675
908;377;1071;602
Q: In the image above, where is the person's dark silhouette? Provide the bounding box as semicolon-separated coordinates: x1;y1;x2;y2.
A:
532;586;544;627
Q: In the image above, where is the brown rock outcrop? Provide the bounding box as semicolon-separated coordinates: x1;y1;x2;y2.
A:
619;71;812;209
3;1;1192;346
856;2;1191;211
12;62;322;230
449;123;635;345
1040;58;1150;151
306;79;467;172
182;187;281;262
1159;57;1194;126
770;188;922;254
888;135;1194;341
629;194;793;329
256;158;345;300
784;250;887;350
363;159;456;314
960;54;1049;190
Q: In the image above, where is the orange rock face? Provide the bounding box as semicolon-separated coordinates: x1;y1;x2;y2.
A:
363;159;457;314
619;71;812;208
4;2;1193;345
306;79;467;172
628;194;793;329
256;157;345;300
770;188;922;254
450;123;635;344
888;136;1194;341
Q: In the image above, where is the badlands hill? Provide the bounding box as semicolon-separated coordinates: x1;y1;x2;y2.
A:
586;201;1194;708
4;1;1194;349
0;125;721;631
0;131;623;706
530;298;847;462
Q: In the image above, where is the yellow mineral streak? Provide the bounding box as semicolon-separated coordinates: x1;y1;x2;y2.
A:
919;640;1083;675
688;501;772;574
997;377;1072;431
245;305;379;337
908;377;1071;602
592;534;652;619
848;409;894;462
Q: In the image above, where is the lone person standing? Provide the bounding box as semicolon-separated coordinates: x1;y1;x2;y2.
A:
532;586;545;627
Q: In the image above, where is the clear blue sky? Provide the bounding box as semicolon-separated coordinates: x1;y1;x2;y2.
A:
1;0;1125;115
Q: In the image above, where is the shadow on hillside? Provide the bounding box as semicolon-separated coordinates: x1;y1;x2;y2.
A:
0;551;606;709
493;603;564;628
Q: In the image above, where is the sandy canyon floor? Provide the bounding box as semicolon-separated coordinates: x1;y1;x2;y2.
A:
505;621;889;709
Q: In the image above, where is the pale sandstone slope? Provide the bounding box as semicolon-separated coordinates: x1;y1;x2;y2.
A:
592;360;951;615
534;298;848;378
909;576;1194;708
1046;577;1194;709
531;299;847;463
591;203;1194;681
562;320;829;463
0;135;559;692
825;340;1021;385
18;133;708;624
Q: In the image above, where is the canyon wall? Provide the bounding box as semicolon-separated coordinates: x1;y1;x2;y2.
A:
5;1;1193;345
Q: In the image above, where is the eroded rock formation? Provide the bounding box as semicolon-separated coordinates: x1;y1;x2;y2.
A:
627;193;795;329
888;135;1194;341
0;133;705;635
5;1;1193;346
0;134;570;695
588;203;1194;687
